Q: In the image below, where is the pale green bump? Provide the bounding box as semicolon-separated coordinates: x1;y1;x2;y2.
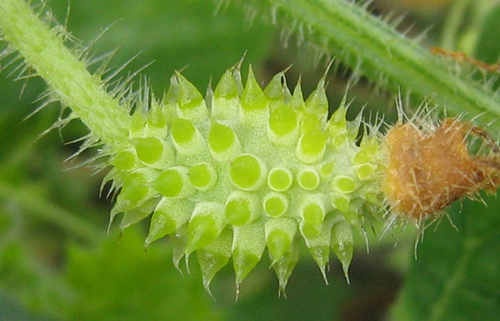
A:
120;198;158;230
177;72;204;109
363;191;381;204
118;172;150;203
343;210;361;227
240;67;268;126
110;150;136;171
298;168;320;190
112;169;158;215
265;217;297;262
361;135;380;153
133;101;170;139
188;163;217;190
176;72;208;122
300;196;327;239
130;110;145;134
170;117;205;155
197;229;233;294
208;122;240;160
328;104;347;131
300;202;325;239
120;209;150;231
263;71;287;105
303;79;328;128
212;69;240;121
354;136;380;164
147;210;176;245
162;75;180;121
353;151;367;164
225;198;251;226
171;117;195;144
230;154;266;191
146;197;193;246
225;191;259;226
319;162;335;177
356;164;375;180
326;104;350;147
304;217;334;282
332;195;351;213
187;202;226;253
268;105;299;145
134;137;163;165
330;175;357;194
267;167;293;192
296;129;326;164
263;192;288;218
307;78;329;115
330;132;348;149
272;239;300;293
346;112;362;140
232;220;266;284
151;167;194;198
170;224;189;272
214;69;239;99
241;67;267;112
291;80;305;109
331;220;354;282
208;122;235;152
266;230;291;263
147;100;167;129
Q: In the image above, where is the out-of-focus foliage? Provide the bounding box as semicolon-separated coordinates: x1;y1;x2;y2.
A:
63;229;222;321
392;196;500;321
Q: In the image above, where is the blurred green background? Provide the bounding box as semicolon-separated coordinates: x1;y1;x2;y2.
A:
1;0;500;320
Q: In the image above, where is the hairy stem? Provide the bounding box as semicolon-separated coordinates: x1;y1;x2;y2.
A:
0;0;131;148
246;0;500;125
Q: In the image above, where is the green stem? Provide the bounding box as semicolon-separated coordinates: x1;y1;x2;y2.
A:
247;0;500;125
0;0;131;148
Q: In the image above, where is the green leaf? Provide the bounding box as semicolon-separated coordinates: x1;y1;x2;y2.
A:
475;3;500;90
391;195;500;321
63;228;222;321
475;4;500;65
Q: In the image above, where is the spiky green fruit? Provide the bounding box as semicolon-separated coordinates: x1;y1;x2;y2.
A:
107;65;383;292
0;0;384;293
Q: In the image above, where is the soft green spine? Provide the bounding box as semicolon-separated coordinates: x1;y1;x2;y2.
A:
109;65;383;292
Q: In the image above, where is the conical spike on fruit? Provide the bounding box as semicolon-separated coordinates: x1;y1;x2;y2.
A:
197;229;233;296
331;220;354;283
